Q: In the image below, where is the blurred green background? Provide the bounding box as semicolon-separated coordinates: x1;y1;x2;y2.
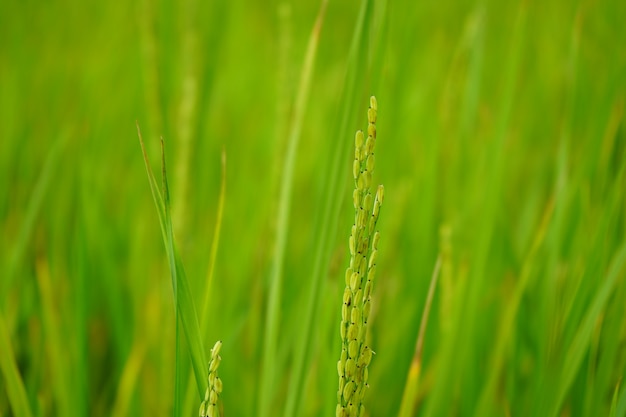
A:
1;0;626;416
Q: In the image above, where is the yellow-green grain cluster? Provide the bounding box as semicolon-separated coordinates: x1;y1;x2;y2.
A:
336;96;384;417
199;341;223;417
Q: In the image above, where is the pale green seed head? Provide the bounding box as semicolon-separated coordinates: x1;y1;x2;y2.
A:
357;174;365;190
359;255;368;275
363;194;373;213
215;377;223;393
355;130;364;149
366;154;375;172
367;107;377;124
352;189;360;209
350;306;361;324
367;123;376;139
359;384;367;401
368;250;377;269
359;346;373;367
354;289;363;306
362;254;370;274
347;323;358;340
376;185;384;205
345;358;356;378
358;239;369;257
341;348;348;364
338;95;383;417
357;324;366;343
372;231;380;251
363;170;372;188
349;402;358;417
343;287;352;304
357;208;366;229
372;199;380;218
368;217;376;235
363;300;371;322
363;281;372;299
367;265;376;282
343;381;355;401
365;137;374;155
369;96;377;111
211;340;222;357
354;385;363;403
209;355;221;372
350;272;360;292
348;339;359;358
201;340;223;417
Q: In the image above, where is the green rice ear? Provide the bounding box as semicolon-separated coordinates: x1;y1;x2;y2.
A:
200;341;224;417
336;96;384;416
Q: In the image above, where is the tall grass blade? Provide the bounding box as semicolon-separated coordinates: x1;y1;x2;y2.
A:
398;256;441;417
4;137;62;295
183;148;227;415
137;124;208;401
617;381;626;417
111;341;147;417
257;1;328;416
0;311;34;417
474;197;554;416
610;381;620;417
35;257;71;416
201;148;227;330
547;243;626;416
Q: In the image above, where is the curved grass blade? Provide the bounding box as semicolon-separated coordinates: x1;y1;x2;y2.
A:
137;123;208;402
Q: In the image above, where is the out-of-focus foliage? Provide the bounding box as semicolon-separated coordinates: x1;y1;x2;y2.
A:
1;0;625;416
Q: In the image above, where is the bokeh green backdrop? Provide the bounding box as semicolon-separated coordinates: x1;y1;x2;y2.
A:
1;0;626;416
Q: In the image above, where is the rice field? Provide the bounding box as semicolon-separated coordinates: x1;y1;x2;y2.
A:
1;1;626;416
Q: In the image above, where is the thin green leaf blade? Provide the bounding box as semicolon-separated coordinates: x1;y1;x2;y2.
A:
0;311;34;417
